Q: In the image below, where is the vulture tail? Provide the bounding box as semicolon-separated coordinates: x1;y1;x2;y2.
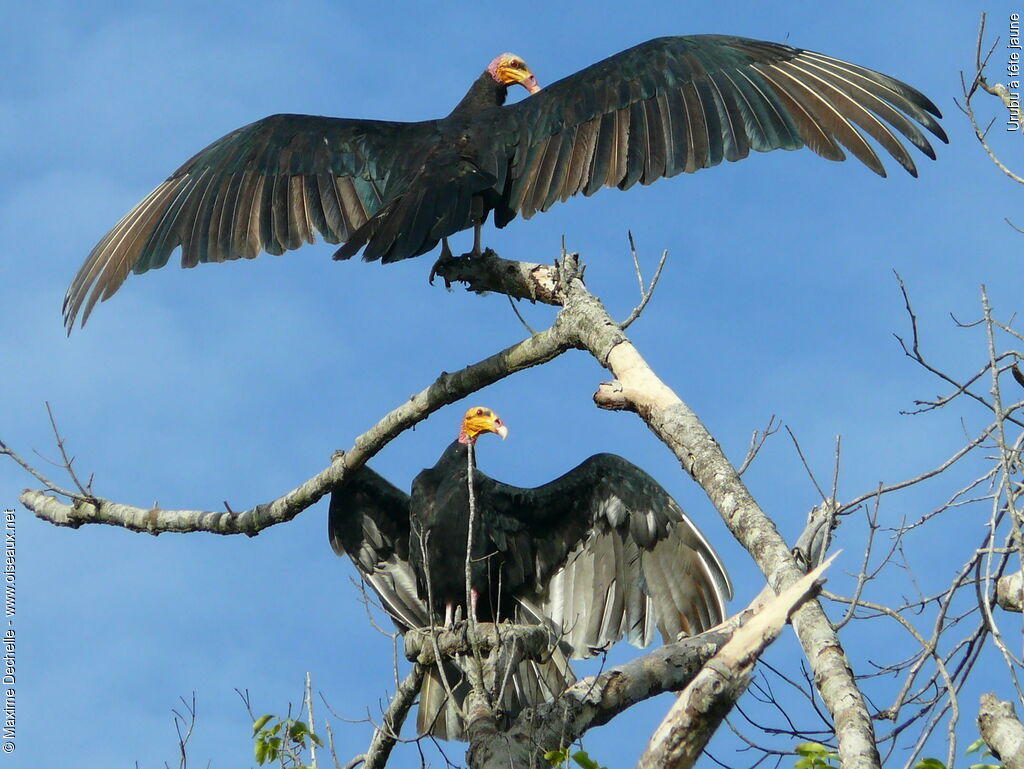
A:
416;645;575;740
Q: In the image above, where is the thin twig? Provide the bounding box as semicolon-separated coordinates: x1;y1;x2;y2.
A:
737;415;779;476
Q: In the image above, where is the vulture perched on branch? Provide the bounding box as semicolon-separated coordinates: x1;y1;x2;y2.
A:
328;406;732;740
64;34;946;329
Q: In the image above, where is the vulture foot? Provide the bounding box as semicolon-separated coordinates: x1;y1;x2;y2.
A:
428;251;457;288
428;247;497;288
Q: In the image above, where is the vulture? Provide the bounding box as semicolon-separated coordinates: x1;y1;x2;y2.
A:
328;406;732;740
64;35;946;330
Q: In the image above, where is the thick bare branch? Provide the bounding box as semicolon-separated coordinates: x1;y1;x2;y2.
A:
637;557;834;769
404;624;549;666
997;570;1024;612
20;318;574;534
584;313;880;769
979;693;1024;769
431;249;564;305
361;665;425;769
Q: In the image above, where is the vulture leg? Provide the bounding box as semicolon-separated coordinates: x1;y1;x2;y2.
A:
471;222;482;257
440;237;455;260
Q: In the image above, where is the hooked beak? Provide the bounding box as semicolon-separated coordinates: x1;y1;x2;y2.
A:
520;74;541;95
459;407;509;444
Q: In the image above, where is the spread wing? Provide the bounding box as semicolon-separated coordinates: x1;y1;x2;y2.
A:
477;453;732;657
493;34;946;223
328;465;426;631
64;114;424;329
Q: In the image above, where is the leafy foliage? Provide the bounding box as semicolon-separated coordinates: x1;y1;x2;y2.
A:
794;742;839;769
545;747;609;769
252;714;323;768
964;736;1003;769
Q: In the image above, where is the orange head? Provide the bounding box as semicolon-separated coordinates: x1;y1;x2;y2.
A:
457;406;509;445
487;53;541;95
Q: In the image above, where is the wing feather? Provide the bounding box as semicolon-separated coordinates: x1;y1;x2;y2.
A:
754;63;884;175
562;117;599;199
314;172;345;244
775;60;917;175
527;131;565;214
64;115;417;329
794;56;941;158
481;453;733;658
327;467;426;631
680;80;710;173
499;34;944;225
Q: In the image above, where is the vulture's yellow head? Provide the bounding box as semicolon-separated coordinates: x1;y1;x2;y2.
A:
487;53;541;94
458;406;509;445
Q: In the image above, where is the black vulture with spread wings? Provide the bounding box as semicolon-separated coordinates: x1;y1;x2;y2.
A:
328;406;732;740
64;35;946;329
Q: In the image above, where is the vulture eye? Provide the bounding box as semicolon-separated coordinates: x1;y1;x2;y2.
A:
476;408;486;416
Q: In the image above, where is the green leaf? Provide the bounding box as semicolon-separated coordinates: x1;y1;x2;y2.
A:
914;759;947;769
966;738;987;756
545;748;570;768
255;739;268;765
252;714;274;736
796;743;830;757
261;720;282;739
572;750;607;769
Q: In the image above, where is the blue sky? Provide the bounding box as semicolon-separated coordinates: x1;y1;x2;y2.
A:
3;1;1021;766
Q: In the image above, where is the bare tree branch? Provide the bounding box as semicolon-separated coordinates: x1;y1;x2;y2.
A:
584;311;881;768
19;315;574;534
979;693;1024;769
360;665;426;769
637;556;835;769
959;13;1024;185
997;571;1024;612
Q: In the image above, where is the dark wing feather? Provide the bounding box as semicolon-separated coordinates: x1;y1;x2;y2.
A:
328;469;465;740
476;453;732;658
495;34;946;225
64;114;422;329
328;466;426;631
328;462;575;742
